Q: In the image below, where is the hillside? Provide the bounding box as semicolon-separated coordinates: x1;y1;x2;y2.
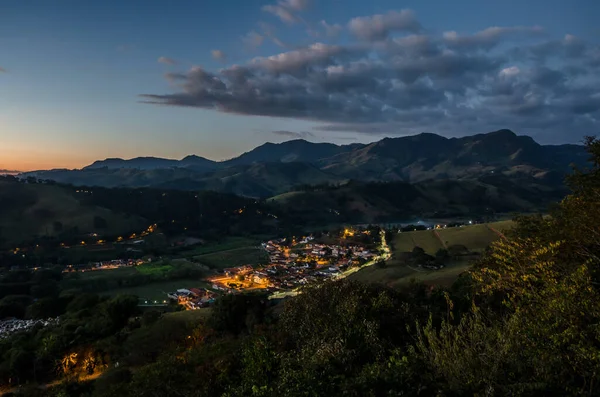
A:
22;130;588;198
24;162;345;198
319;130;588;182
84;155;217;172
223;139;354;165
0;178;147;246
349;220;515;288
0;172;564;249
270;176;567;225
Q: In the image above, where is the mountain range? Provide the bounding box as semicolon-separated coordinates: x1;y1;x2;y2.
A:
23;129;589;198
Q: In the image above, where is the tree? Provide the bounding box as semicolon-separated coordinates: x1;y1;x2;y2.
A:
411;246;425;256
93;216;108;229
413;137;600;395
209;293;268;335
375;260;387;269
447;244;468;257
101;295;139;331
53;221;64;233
435;248;449;264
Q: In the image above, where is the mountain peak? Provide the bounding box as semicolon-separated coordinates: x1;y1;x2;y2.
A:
488;129;517;137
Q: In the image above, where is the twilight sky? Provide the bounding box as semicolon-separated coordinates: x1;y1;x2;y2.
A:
1;0;599;171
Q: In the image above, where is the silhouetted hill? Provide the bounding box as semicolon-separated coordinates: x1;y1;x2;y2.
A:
318;129;587;182
270;174;567;225
23;130;588;197
85;155;218;171
224;139;352;165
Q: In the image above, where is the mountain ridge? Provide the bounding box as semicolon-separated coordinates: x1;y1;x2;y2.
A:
77;130;584;172
21;129;589;198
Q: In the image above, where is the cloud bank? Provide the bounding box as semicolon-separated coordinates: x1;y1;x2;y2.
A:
142;9;600;143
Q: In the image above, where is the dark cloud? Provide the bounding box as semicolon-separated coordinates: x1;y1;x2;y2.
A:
511;34;590;62
143;9;600;143
271;130;315;139
158;56;177;65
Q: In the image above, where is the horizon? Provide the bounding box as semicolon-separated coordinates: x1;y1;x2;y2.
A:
14;128;586;172
2;0;599;171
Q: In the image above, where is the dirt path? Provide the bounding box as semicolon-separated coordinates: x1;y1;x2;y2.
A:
487;225;507;240
432;230;448;249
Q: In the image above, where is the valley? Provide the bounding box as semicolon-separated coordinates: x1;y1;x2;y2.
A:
0;131;595;396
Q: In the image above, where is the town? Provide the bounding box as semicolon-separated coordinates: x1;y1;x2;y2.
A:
167;228;388;308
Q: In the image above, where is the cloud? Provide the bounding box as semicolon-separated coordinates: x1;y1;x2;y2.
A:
211;50;227;62
158;56;177;65
443;25;543;51
250;43;352;74
258;22;288;48
348;10;421;41
0;67;6;73
320;20;343;38
511;33;589;61
271;130;315;139
263;0;310;24
242;31;265;49
142;9;600;144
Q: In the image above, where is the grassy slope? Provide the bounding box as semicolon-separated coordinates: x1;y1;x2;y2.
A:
349;258;473;288
0;181;146;245
176;237;261;257
163;308;212;322
194;247;268;269
350;221;514;287
393;230;444;255
436;225;499;253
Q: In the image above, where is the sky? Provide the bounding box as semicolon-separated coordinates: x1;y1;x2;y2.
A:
1;0;599;171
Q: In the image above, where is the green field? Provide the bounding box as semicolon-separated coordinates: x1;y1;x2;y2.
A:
106;279;211;302
349;258;474;288
136;261;176;276
61;258;208;300
194;247;268;269
176;237;261;257
437;225;497;253
391;220;514;255
392;229;444;255
351;221;514;288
